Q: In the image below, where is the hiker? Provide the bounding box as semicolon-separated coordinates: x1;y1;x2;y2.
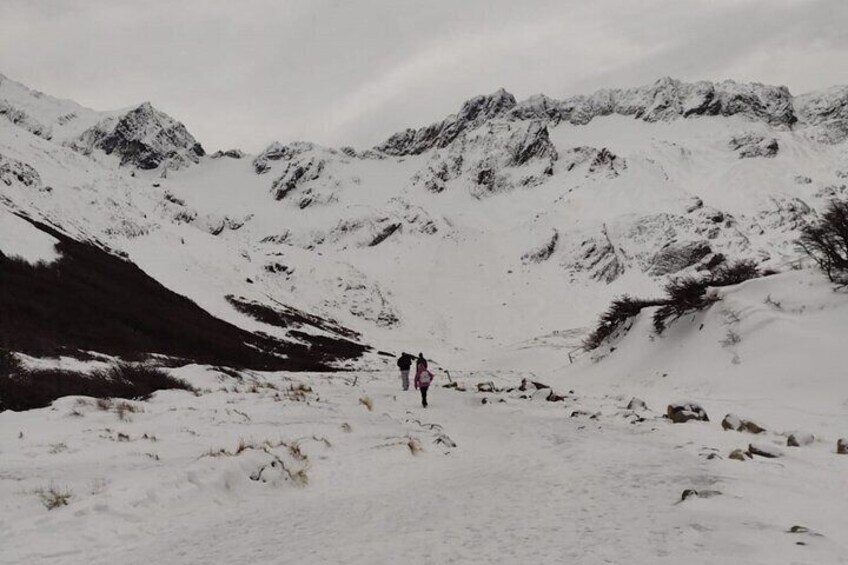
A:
396;352;415;391
414;353;433;408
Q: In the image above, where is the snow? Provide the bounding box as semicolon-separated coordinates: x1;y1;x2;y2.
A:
3;74;848;563
0;208;59;264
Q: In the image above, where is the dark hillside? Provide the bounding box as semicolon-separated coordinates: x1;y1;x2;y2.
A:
0;215;366;370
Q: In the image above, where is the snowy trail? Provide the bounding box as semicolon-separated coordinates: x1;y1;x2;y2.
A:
6;367;842;565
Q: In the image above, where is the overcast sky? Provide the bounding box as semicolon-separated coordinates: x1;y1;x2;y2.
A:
1;0;846;152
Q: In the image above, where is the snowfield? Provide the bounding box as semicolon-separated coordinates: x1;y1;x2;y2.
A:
3;73;848;563
3;271;848;564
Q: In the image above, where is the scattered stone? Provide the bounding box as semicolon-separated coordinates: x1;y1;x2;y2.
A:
570;410;600;419
518;378;551;391
787;432;815;447
729;448;752;461
477;382;498;393
626;397;648;411
748;443;783;459
837;438;848;454
546;391;567;402
788;525;811;534
667;401;709;423
681;489;722;501
721;413;766;434
531;388;552;401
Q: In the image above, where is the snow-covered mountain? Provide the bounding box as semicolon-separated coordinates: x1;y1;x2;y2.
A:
2;73;848;368
4;73;848;565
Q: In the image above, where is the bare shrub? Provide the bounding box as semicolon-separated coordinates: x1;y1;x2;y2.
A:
764;294;783;309
48;442;68;454
114;401;141;421
710;259;760;287
582;296;666;351
34;485;72;510
0;348;22;377
0;362;194;412
797;199;848;284
653;277;719;333
720;329;742;347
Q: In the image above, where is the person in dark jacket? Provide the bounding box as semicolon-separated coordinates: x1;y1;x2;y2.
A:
396;353;415;391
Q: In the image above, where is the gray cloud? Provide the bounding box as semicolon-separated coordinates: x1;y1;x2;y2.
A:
1;0;846;152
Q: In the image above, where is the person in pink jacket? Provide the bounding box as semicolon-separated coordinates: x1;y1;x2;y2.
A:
414;353;434;408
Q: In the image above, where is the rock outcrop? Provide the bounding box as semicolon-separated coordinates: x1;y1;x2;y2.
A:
667;401;709;423
70;102;204;170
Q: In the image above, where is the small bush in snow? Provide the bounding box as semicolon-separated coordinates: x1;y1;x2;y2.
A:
583;258;764;349
710;259;760;286
653;276;718;333
797;199;848;284
720;329;742;347
0;362;193;412
582;296;666;350
35;485;72;510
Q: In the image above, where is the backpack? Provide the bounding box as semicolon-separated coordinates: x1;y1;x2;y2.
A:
418;370;432;386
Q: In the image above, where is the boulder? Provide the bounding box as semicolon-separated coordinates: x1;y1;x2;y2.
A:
681;489;722;501
667;401;709;423
626;397;648;411
721;413;766;434
748;443;783;459
787;432;815;447
729;448;752;461
518;378;551;392
477;382;498;393
837;438;848;454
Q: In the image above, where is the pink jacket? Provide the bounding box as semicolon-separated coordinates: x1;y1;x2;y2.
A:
415;365;433;388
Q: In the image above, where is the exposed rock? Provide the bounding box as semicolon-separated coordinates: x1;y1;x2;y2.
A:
649;241;712;276
71;102;204;170
681;489;722;501
729;133;779;159
794;175;812;184
546;391;567;402
729;448;752;461
211;149;245;159
837;438;848;454
252;141;315;174
667;401;709;423
0;154;42;189
368;222;402;247
787;432;815;447
377;88;517;155
626;397;648;411
0;100;52;139
795;85;848;143
522;230;559;264
477;382;498;393
748;443;783;458
509;78;797;129
507;121;558;166
587;148;626;177
721;413;767;434
270;158;326;200
517;378;551;391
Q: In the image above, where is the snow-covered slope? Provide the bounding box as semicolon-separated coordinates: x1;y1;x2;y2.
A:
3;74;848;368
3;74;848;565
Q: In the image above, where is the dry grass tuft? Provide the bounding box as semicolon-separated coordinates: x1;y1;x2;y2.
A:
34;485;72;510
359;396;373;411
